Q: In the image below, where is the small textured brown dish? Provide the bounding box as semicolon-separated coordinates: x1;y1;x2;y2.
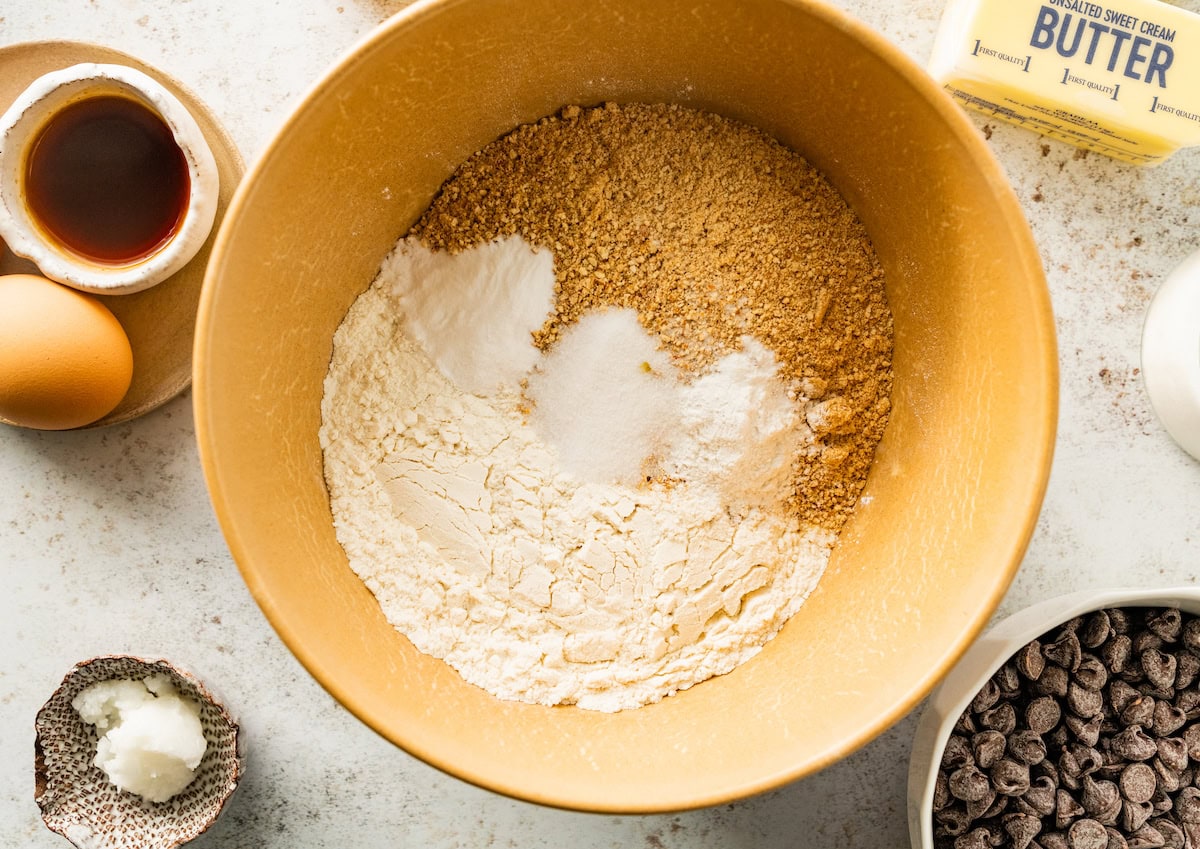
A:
34;656;242;849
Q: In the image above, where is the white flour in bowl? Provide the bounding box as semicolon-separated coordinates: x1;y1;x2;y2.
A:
320;236;835;712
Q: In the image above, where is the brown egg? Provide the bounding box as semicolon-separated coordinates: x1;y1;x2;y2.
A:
0;273;133;429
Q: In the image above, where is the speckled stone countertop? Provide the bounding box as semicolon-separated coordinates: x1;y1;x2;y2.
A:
2;1;1199;847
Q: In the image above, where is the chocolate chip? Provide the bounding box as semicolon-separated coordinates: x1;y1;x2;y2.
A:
1151;757;1183;793
993;758;1032;796
950;764;993;802
1121;799;1154;833
1010;730;1049;766
1066;714;1103;748
1061;750;1085;788
974;730;1008;769
1081;612;1112;649
936;608;1200;849
1060;757;1089;791
1133;632;1165;657
996;663;1023;700
967;789;999;821
1012;796;1041;818
1069;683;1106;719
1058;789;1086;829
955;826;994;849
1096;764;1125;784
1150;701;1186;737
980;702;1017;735
1173;786;1200;822
1146;609;1182;643
1076;655;1110;692
1070;744;1105;776
1024;776;1058;816
1004;812;1043;849
1121;696;1156;728
936;802;973;836
1178;821;1200;849
1174;651;1200;690
1147;818;1183;849
1126;823;1165;849
1182;618;1200;653
1142;650;1178;692
944;734;974;770
1156;737;1188;772
1173;689;1200;719
1042;831;1071;849
934;770;952;811
1068;818;1110;849
1108;609;1132;636
1038;665;1071;699
1105;825;1130;849
1061;618;1086;635
1120;763;1158;804
1018;641;1047;680
984;794;1011;821
1080;776;1122;825
1108;679;1141;715
972;678;1002;714
1104;637;1134;676
1028;696;1063;735
1047;631;1084;673
1183;724;1200;760
1036;760;1062;786
1012;796;1041;820
1119;666;1148;688
1112;726;1160;762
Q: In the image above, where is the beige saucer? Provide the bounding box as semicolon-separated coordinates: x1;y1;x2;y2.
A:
0;41;243;429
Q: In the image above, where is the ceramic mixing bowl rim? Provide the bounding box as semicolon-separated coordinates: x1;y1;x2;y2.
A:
194;0;1058;812
907;586;1200;849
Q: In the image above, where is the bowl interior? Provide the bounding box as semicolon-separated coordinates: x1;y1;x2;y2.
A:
195;0;1056;812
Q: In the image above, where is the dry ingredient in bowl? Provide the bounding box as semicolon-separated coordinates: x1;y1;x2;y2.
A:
934;607;1200;849
320;102;894;711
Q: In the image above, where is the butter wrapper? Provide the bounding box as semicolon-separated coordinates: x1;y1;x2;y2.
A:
929;0;1200;165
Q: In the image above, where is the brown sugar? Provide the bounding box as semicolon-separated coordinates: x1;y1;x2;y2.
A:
412;102;893;531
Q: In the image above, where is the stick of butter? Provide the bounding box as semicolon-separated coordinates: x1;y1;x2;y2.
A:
929;0;1200;165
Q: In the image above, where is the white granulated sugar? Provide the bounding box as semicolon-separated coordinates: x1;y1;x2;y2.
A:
320;237;835;712
526;308;677;485
385;235;556;395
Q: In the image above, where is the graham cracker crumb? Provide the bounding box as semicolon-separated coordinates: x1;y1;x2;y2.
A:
413;102;894;531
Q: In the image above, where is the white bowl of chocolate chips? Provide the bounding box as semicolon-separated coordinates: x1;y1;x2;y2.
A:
909;587;1200;849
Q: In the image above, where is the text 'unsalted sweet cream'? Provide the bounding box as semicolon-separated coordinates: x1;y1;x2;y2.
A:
929;0;1200;165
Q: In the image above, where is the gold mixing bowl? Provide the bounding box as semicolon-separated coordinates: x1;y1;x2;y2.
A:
195;0;1057;812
